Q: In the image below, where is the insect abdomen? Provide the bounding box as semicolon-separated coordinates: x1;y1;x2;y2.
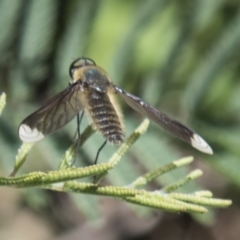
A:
86;92;124;144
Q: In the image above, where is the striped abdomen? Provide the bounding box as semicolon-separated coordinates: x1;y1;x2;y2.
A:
86;91;124;144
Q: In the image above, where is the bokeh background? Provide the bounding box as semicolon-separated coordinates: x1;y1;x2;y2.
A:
0;0;240;239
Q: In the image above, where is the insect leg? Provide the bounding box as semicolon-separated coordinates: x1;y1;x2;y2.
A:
94;140;107;165
71;111;85;165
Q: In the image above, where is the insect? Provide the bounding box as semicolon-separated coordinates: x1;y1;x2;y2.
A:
19;57;213;161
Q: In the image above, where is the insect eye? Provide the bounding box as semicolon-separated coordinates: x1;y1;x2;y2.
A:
85;58;96;65
69;57;96;78
69;67;75;79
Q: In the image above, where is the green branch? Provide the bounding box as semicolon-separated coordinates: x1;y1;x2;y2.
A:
0;93;6;116
0;93;232;214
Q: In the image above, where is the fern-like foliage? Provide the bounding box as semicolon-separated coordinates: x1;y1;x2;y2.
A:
0;0;239;225
0;93;231;214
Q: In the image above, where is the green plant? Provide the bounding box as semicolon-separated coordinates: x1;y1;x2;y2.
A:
0;93;231;214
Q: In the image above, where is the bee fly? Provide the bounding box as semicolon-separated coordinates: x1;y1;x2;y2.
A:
19;57;213;163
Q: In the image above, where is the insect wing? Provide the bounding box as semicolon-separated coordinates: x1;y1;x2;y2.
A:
19;84;85;143
114;86;212;154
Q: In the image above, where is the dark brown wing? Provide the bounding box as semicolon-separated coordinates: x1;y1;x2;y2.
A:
113;85;212;154
19;83;85;143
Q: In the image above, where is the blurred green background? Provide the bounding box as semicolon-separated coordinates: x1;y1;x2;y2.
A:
0;0;240;239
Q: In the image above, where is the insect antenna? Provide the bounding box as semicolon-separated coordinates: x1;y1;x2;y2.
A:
94;140;107;165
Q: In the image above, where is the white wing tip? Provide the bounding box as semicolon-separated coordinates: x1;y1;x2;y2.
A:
19;124;45;143
191;133;213;155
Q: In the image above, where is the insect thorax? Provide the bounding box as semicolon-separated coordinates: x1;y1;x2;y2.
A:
83;68;111;93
